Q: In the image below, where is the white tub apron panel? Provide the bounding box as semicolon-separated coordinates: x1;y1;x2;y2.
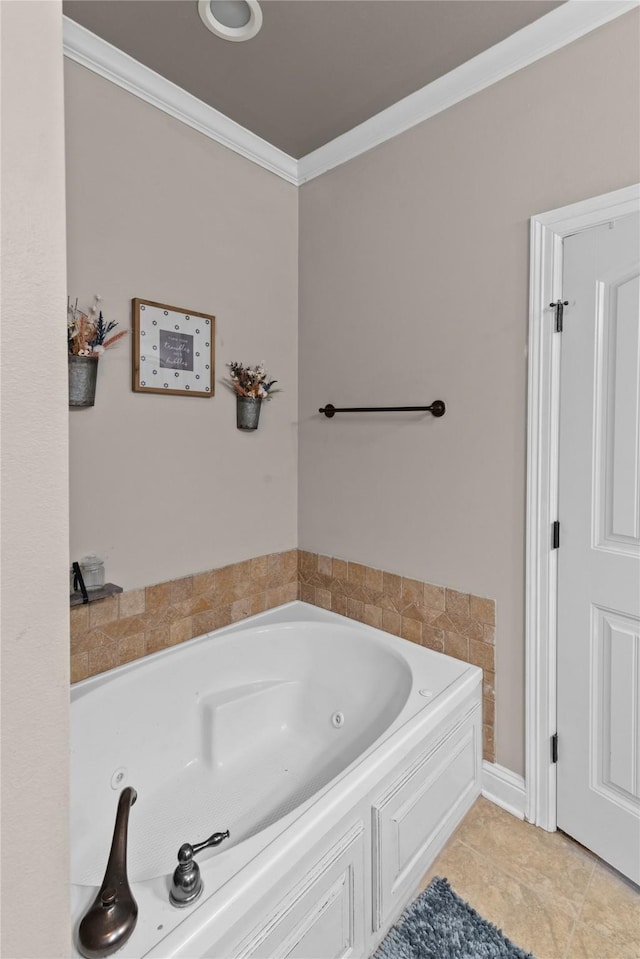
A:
70;602;482;958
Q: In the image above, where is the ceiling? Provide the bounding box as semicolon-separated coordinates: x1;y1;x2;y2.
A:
63;1;564;159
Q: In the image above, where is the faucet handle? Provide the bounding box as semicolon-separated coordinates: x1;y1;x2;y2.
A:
170;829;229;907
189;830;230;857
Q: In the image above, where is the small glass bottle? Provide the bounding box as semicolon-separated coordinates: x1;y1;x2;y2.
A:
80;555;105;591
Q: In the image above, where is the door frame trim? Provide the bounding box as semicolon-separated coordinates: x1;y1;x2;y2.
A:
525;183;640;829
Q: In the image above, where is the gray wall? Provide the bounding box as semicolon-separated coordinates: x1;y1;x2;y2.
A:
66;62;299;591
298;10;640;775
1;2;70;955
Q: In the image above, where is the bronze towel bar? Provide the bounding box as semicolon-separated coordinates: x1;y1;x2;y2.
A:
319;400;445;418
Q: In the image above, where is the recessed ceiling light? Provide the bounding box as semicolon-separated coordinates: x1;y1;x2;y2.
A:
198;0;263;42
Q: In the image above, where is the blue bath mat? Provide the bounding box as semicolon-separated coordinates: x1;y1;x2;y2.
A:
374;877;535;959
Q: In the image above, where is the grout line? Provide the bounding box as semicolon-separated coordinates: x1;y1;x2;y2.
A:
421;803;636;959
451;833;580;959
427;801;583;959
459;842;587;926
453;811;594;923
445;836;550;956
562;858;597;959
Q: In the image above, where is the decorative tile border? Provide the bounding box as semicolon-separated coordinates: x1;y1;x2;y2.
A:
70;547;496;761
70;550;298;684
298;551;496;762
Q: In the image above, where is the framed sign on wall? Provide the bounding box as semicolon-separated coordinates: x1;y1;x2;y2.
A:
132;298;215;397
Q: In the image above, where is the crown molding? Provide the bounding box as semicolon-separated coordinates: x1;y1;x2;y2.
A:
62;17;299;185
297;0;639;183
64;1;638;188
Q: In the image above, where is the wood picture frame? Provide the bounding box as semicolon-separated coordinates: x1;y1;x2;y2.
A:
132;298;215;397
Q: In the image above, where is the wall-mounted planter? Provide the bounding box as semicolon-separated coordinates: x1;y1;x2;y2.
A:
236;395;262;430
69;354;99;407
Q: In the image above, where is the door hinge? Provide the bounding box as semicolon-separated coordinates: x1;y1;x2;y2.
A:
552;520;560;549
551;733;558;764
550;299;569;332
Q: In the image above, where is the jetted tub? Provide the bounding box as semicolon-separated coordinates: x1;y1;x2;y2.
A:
71;601;482;958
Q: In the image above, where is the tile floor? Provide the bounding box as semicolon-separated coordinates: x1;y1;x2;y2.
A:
420;798;640;959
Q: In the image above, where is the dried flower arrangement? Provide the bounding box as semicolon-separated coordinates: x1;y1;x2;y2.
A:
68;295;127;356
226;362;278;399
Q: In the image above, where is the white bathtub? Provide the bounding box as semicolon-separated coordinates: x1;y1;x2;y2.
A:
71;602;482;958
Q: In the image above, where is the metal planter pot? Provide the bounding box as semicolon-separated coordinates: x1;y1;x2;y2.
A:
236;396;262;431
69;354;99;408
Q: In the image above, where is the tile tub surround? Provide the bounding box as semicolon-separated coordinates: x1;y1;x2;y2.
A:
298;551;496;762
70;550;299;683
70;547;495;761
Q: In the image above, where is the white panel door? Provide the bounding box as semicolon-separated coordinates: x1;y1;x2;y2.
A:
557;213;640;882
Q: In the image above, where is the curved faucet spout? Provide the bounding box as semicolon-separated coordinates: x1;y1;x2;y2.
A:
77;786;138;959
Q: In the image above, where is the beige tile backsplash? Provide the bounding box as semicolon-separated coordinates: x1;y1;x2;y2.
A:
297;551;496;762
70;548;496;761
70;549;299;685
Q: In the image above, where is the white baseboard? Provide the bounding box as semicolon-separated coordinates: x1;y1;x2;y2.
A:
482;761;526;820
